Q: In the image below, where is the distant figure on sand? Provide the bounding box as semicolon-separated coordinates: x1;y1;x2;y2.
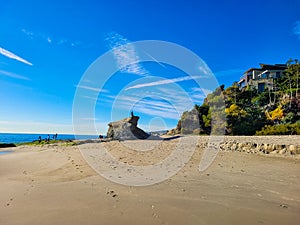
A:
47;134;50;142
99;135;103;139
38;136;42;143
53;133;58;140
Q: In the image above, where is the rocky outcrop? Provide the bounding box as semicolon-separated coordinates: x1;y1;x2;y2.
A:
107;114;150;140
167;108;204;135
180;108;202;134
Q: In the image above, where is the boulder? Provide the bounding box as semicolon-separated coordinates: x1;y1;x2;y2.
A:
270;150;279;154
279;148;287;154
231;143;237;151
107;113;150;140
288;145;300;155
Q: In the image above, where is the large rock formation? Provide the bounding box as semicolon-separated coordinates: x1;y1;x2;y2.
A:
107;113;150;140
180;108;203;134
167;108;203;135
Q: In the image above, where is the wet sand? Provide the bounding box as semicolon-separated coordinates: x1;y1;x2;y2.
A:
0;136;299;225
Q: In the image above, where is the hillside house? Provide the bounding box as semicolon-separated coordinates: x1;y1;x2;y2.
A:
238;63;287;92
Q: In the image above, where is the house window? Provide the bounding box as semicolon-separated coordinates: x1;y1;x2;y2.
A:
275;72;281;78
261;72;269;79
258;83;265;92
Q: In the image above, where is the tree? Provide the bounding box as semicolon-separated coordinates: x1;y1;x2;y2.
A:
266;106;284;123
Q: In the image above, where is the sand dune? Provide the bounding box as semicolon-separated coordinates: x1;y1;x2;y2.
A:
0;136;299;225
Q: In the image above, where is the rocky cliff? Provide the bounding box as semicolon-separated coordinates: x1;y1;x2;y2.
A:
167;108;203;135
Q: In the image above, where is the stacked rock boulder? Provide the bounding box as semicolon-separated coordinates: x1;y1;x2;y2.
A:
106;113;150;140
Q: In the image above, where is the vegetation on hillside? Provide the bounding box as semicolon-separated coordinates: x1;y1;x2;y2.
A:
185;59;300;135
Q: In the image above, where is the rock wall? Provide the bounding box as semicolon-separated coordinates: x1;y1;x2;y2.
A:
194;140;300;155
215;141;300;155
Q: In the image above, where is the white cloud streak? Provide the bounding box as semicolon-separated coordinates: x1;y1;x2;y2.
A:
0;47;33;66
125;75;203;90
105;32;148;76
0;69;31;81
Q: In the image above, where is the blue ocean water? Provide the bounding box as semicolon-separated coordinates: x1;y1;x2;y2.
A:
0;133;100;144
0;150;14;155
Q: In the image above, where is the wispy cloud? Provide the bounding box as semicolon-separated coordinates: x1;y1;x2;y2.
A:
75;85;102;92
105;32;148;76
112;95;182;119
22;28;82;48
81;95;99;101
21;29;34;39
191;87;212;96
125;75;203;90
0;69;30;81
198;65;210;75
0;47;33;66
189;87;210;99
293;21;300;38
98;85;202;120
47;37;52;44
75;84;109;93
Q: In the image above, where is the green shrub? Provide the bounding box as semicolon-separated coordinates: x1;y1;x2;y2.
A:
256;122;300;135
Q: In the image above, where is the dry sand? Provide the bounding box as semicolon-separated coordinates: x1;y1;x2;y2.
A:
0;136;300;225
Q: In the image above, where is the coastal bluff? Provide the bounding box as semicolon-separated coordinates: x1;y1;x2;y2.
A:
106;113;150;140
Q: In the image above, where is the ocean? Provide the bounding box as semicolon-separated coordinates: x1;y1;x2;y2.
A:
0;133;100;144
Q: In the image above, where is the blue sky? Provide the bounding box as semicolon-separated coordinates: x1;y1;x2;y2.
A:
0;0;299;134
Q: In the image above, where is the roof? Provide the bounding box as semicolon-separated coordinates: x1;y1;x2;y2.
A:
244;63;287;74
259;63;287;70
244;68;262;74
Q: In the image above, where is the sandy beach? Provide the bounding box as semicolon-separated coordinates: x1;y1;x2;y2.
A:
1;136;300;225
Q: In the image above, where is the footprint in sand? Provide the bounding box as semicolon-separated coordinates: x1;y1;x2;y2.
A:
22;172;35;195
106;190;118;198
5;198;13;207
280;204;288;209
